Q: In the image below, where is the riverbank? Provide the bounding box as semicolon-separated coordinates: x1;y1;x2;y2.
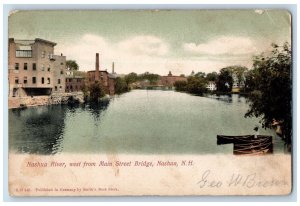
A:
8;92;84;109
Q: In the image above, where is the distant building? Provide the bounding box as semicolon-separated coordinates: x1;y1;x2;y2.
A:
87;53;116;95
65;76;85;92
160;71;187;88
206;81;216;91
232;73;245;93
8;38;66;97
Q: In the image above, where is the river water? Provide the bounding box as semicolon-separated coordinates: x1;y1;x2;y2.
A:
9;90;285;155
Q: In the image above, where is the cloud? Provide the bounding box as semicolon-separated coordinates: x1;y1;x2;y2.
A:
118;35;169;56
56;34;254;75
183;36;258;55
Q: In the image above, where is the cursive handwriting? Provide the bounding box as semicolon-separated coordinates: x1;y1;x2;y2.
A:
196;170;288;189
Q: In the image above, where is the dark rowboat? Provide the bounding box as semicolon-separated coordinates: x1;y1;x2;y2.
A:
217;135;273;155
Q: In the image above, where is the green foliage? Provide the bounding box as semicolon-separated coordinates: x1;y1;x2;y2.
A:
216;67;233;92
174;81;187;92
138;72;160;84
195;72;206;78
174;76;207;95
89;81;105;102
66;60;79;71
124;72;138;84
245;42;292;143
115;77;130;94
82;84;89;101
186;76;208;95
206;72;218;81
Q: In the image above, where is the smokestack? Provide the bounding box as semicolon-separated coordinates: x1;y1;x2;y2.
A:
112;62;115;74
95;53;100;81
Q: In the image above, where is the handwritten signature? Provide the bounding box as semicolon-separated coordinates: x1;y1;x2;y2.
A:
196;170;288;189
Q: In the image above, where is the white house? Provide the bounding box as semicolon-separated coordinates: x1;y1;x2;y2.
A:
206;81;216;91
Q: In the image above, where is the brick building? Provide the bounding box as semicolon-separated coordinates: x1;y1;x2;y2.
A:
8;38;66;97
65;76;85;92
160;71;187;88
87;53;116;95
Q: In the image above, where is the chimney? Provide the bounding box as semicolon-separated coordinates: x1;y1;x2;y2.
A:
95;53;100;81
112;62;115;74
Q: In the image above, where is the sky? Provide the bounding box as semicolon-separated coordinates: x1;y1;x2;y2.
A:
9;10;291;75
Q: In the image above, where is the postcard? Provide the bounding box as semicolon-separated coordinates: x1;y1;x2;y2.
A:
8;9;292;196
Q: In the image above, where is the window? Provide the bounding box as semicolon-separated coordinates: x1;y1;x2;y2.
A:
47;78;50;84
77;79;81;82
60;70;64;75
24;63;28;70
15;77;19;84
60;62;64;65
58;79;61;84
15;63;19;70
32;77;36;84
41;65;45;71
55;86;57;91
41;77;44;84
47;65;51;72
32;63;36;70
24;76;28;84
16;50;32;58
42;51;45;58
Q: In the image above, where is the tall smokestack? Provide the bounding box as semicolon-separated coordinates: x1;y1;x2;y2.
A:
95;53;100;81
112;62;115;74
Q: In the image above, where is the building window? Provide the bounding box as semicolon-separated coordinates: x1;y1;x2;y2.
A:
24;63;28;70
41;77;44;84
32;77;36;84
77;79;81;82
58;79;61;84
15;63;19;70
60;62;64;65
47;65;51;72
15;77;19;84
55;86;57;91
41;65;45;71
32;63;36;70
16;50;32;58
24;76;28;84
47;78;50;84
60;70;64;75
42;51;45;58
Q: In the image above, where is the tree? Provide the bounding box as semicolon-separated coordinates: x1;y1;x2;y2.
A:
245;42;292;144
186;76;208;95
206;72;218;81
124;72;138;84
89;81;105;102
66;60;79;71
232;66;248;86
115;77;129;94
195;72;206;78
138;72;160;84
174;81;187;92
216;68;233;92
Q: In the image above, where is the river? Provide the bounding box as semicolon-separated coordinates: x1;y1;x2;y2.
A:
9;90;285;155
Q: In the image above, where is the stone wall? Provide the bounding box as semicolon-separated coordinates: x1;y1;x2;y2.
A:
8;92;84;109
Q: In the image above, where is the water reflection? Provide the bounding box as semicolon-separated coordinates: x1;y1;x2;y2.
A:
9;105;67;155
9;90;285;155
87;99;110;120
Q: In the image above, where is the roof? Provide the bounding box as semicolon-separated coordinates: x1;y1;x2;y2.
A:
66;76;85;79
87;70;108;73
9;38;57;46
